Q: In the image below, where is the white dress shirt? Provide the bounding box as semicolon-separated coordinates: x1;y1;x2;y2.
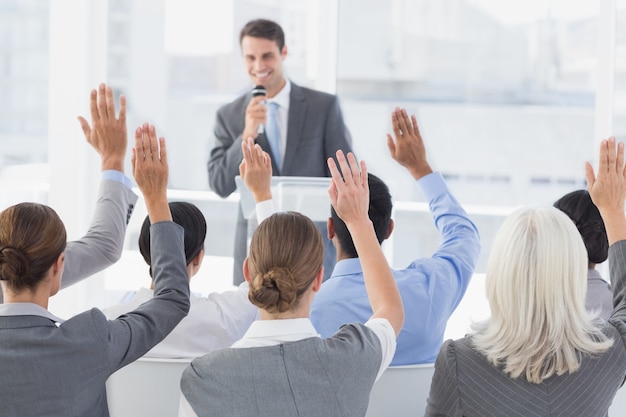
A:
104;283;259;359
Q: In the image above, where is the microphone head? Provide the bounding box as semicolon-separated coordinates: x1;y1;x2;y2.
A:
251;85;266;97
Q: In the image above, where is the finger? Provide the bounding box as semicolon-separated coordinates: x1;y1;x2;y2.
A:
248;139;260;164
346;152;361;183
261;150;272;168
386;133;396;158
397;108;411;137
335;150;353;183
105;85;115;120
411;115;421;138
584;161;595;192
327;176;339;206
138;123;149;159
88;89;99;122
239;159;246;177
131;147;137;174
241;139;252;163
148;125;159;160
97;83;107;119
391;109;403;139
617;140;624;175
77;116;91;140
327;156;344;189
360;160;368;188
608;137;617;174
133;127;143;166
118;94;127;124
159;137;168;166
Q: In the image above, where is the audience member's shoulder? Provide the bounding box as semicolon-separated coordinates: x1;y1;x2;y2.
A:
324;322;380;350
57;308;111;345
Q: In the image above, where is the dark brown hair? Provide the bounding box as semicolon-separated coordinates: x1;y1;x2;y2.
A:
0;203;66;292
138;201;207;277
247;211;323;313
239;19;285;52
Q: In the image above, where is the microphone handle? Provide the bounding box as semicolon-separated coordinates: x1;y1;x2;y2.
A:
257;124;264;135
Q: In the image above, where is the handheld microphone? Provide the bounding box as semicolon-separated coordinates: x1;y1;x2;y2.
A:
252;85;266;135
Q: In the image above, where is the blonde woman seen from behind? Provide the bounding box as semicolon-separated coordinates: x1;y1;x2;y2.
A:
179;151;403;417
425;137;626;416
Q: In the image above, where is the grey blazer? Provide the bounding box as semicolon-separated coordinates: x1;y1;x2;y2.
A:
0;178;137;303
0;221;190;417
181;323;381;417
207;82;353;284
425;240;626;417
207;81;353;197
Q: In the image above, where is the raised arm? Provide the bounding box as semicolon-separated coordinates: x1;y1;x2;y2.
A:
586;137;626;245
387;107;479;303
586;137;626;321
59;84;138;291
327;151;404;335
386;107;432;180
105;124;189;369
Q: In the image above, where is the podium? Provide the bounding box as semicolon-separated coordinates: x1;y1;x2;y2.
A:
235;176;332;221
235;176;335;281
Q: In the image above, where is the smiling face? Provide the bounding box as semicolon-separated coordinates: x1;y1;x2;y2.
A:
241;36;288;98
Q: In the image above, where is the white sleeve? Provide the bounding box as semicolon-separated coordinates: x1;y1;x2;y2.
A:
178;394;199;417
364;317;397;381
255;199;276;223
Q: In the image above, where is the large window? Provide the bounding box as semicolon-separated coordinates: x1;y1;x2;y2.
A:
0;1;619;325
337;0;601;273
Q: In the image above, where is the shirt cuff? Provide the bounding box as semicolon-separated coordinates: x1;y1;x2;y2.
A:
365;317;397;381
102;170;133;189
417;172;448;202
256;199;276;223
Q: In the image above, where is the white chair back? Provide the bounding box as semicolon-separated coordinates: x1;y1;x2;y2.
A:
106;357;191;417
365;363;435;417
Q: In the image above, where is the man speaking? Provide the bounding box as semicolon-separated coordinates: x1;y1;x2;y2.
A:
207;19;353;284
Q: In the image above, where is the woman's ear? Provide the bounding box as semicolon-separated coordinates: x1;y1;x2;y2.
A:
50;253;65;296
243;258;252;283
311;267;324;292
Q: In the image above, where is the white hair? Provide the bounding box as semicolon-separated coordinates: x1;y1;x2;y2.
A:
472;206;612;383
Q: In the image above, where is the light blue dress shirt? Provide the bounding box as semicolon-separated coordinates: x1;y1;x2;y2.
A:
310;172;481;365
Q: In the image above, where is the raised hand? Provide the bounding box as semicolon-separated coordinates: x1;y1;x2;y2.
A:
78;83;127;172
131;123;171;223
386;107;432;180
327;150;369;228
239;137;272;202
585;137;626;244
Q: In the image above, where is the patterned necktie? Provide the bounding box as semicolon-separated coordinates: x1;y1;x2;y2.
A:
265;101;281;171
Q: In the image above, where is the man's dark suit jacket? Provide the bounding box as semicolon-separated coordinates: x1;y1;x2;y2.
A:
208;81;353;284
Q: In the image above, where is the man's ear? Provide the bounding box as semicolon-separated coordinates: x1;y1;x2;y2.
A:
281;44;288;60
193;248;205;266
327;217;335;240
243;258;252;283
384;219;395;240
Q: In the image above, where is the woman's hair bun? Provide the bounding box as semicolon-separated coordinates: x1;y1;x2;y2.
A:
248;267;298;313
0;245;29;284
